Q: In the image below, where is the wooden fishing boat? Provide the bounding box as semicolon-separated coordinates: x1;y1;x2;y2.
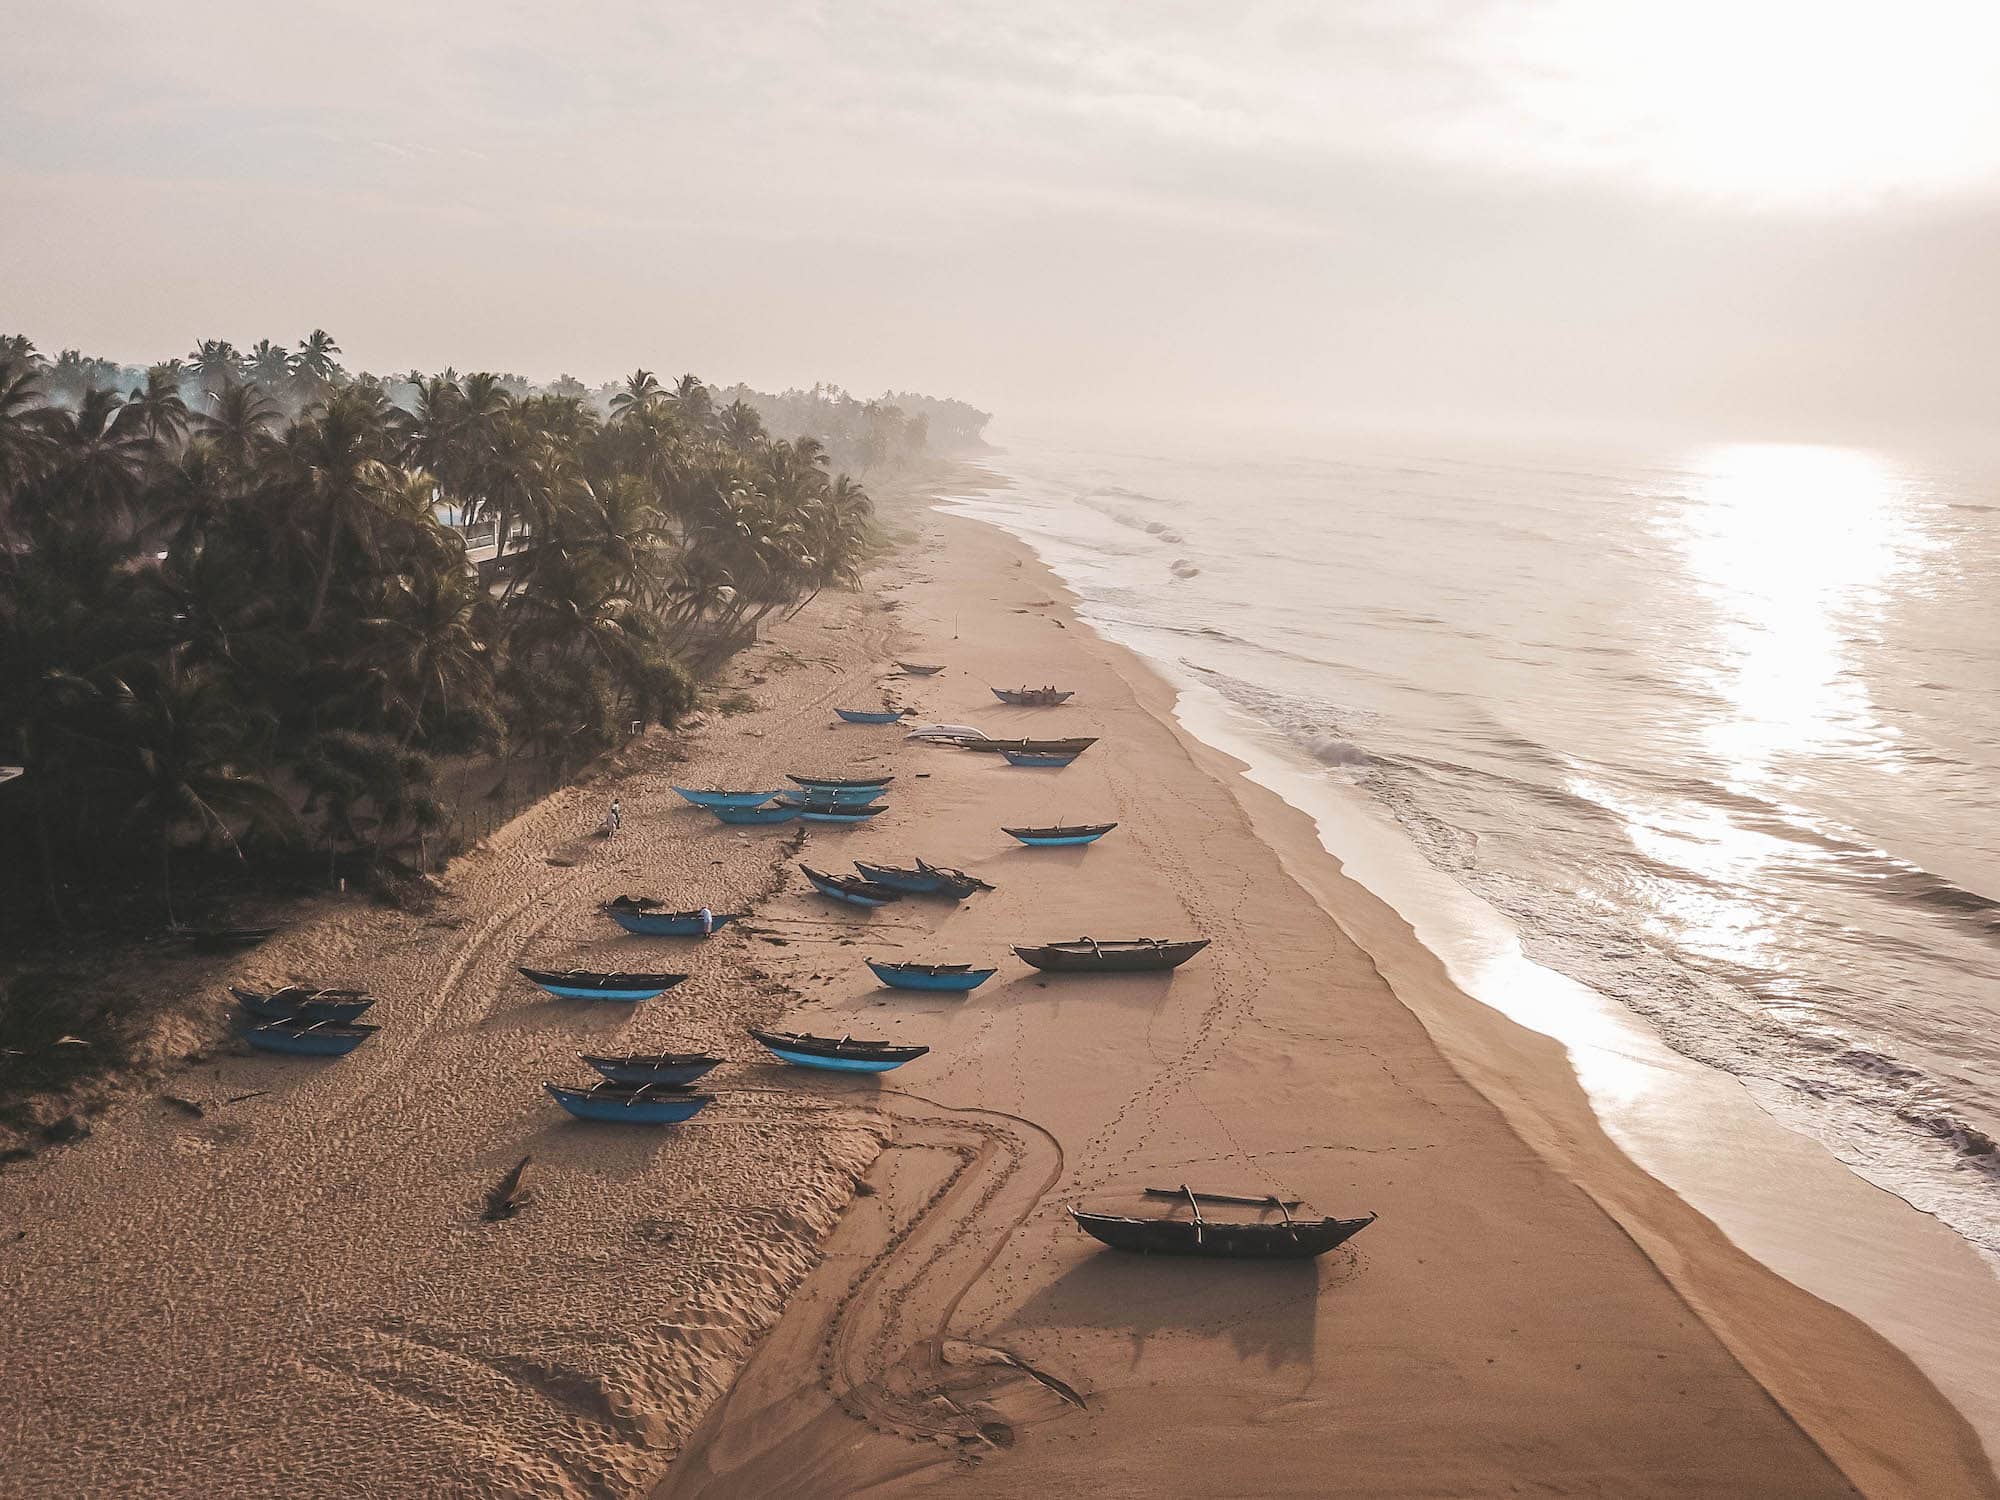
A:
865;959;997;993
231;984;374;1025
774;782;887;805
517;968;687;1002
579;1052;723;1086
710;803;801;826
1002;822;1118;847
1013;937;1210;973
958;736;1098;756
774;797;885;824
242;1017;378;1057
992;687;1075;706
544;1080;714;1124
747;1027;929;1073
896;661;945;676
800;865;902;907
178;924;280;953
1001;750;1080;768
835;707;911;725
787;773;895;792
672;785;786;809
1069;1187;1376;1260
602;901;739;937
852;859;992;899
905;723;986;742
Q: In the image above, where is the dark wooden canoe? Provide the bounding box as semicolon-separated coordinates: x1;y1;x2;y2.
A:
959;737;1097;756
1071;1187;1376;1260
1013;937;1209;973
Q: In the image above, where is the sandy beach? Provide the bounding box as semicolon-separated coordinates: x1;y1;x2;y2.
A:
1;464;1992;1498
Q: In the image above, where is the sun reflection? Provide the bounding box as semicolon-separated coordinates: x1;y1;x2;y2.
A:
1661;443;1932;783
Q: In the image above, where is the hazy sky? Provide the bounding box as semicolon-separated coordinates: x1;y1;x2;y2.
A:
7;1;2000;447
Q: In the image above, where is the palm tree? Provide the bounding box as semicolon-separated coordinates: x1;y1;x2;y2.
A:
0;355;57;526
187;339;243;400
17;388;152;540
668;374;713;430
609;369;663;424
716;399;766;452
293;329;344;397
128;366;191;452
280;385;399;632
194;377;280;479
245;339;294;390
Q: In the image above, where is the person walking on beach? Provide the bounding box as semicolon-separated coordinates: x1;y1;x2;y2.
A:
699;904;714;937
606;798;622;837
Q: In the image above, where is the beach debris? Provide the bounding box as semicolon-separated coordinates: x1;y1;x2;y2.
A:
483;1154;535;1221
225;1090;270;1105
162;1094;206;1118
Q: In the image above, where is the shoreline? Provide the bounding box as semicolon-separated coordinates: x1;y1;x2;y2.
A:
0;460;1990;1496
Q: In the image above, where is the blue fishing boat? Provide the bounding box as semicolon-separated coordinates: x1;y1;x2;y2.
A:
852;859;991;899
231;984;375;1025
1002;750;1079;768
243;1018;379;1057
748;1027;929;1073
775;797;884;824
672;786;786;809
835;707;911;725
517;967;687;1002
800;865;902;907
544;1081;715;1124
776;782;887;805
1002;822;1117;847
603;900;739;937
992;687;1075;706
710;803;801;826
579;1052;723;1086
866;959;996;993
788;773;894;792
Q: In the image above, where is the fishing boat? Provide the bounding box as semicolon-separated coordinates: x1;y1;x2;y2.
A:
231;984;374;1025
517;968;688;1002
774;797;884;824
787;773;895;792
865;959;996;993
773;782;887;806
835;707;911;725
747;1027;929;1073
992;686;1075;706
579;1052;723;1086
242;1017;378;1057
1002;822;1118;847
897;662;945;676
1013;937;1210;973
958;736;1098;756
602;901;739;937
800;865;902;907
906;723;986;742
544;1081;715;1124
672;786;786;809
852;859;991;899
1069;1187;1376;1260
1001;750;1079;768
710;803;801;826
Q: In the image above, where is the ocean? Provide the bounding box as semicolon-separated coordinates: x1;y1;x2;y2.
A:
948;430;2000;1271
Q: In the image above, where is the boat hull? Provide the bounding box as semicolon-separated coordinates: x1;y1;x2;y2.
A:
866;961;995;993
1070;1209;1374;1259
672;787;784;809
232;987;374;1024
897;663;944;676
519;970;687;1002
1001;751;1078;768
580;1054;722;1086
992;689;1075;705
801;867;901;907
1003;825;1115;847
787;774;894;792
710;804;800;825
960;737;1097;756
762;1045;913;1072
243;1023;375;1057
1014;939;1210;973
777;800;885;823
835;708;909;725
544;1083;714;1123
606;909;738;937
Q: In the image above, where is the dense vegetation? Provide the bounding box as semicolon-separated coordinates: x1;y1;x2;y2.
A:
0;331;917;931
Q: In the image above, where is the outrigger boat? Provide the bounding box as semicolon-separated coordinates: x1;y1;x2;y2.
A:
1002;750;1080;768
602;899;739;937
517;968;687;1002
1013;937;1210;973
1002;822;1117;847
1069;1186;1376;1260
992;686;1075;706
579;1052;723;1086
773;783;887;806
800;865;902;907
787;772;894;792
835;707;911;725
231;984;374;1025
544;1080;714;1124
748;1027;929;1073
710;803;801;826
774;797;884;824
672;786;785;809
242;1017;378;1057
866;959;996;993
896;661;945;676
852;859;992;899
958;736;1098;756
905;723;986;743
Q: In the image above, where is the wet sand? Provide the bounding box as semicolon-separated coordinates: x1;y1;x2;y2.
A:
0;465;1991;1497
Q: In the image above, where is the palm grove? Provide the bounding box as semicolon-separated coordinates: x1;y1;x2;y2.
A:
0;331;907;931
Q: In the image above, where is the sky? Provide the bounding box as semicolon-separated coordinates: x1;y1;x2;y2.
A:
6;1;2000;449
